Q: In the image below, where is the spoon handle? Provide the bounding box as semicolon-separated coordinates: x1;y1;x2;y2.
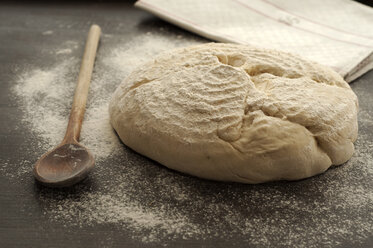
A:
63;25;101;144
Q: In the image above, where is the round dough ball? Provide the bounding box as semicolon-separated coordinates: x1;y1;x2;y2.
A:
109;43;358;184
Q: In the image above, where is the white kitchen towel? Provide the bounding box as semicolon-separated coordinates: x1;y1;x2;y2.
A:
135;0;373;82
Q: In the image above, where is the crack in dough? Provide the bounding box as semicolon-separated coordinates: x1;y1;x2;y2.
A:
129;78;155;90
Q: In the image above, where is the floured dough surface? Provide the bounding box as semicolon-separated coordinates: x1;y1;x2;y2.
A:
109;43;358;183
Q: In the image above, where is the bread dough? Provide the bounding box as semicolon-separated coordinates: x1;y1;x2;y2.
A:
109;43;358;183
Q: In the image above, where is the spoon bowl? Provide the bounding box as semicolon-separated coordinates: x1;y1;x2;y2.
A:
34;143;94;187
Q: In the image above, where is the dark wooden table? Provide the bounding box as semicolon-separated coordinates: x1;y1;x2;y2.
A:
1;1;372;248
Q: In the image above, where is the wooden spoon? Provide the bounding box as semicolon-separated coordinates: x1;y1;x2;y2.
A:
33;25;101;187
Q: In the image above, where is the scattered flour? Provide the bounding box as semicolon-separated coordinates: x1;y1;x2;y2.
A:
56;48;73;55
14;60;76;149
42;30;54;35
5;30;373;247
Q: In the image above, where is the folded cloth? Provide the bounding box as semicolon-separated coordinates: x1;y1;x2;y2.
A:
135;0;373;82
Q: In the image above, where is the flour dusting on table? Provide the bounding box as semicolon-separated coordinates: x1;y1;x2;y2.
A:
6;31;373;247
